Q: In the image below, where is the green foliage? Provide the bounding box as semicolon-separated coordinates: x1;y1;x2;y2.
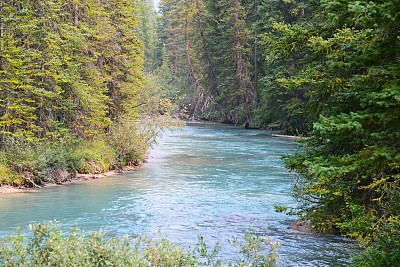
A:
109;70;184;168
135;0;160;71
0;0;166;186
350;216;400;267
0;162;23;187
0;222;141;266
272;0;400;264
0;221;280;267
158;0;257;125
229;231;280;267
109;116;152;167
75;140;115;174
138;235;197;266
0;136;77;186
0;135;127;186
0;0;143;139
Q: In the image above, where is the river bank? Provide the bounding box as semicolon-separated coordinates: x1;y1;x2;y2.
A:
0;123;358;265
0;165;142;195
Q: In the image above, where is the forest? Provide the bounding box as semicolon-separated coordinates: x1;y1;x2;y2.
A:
1;0;399;266
0;0;177;187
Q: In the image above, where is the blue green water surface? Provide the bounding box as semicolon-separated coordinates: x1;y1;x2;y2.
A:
0;122;357;266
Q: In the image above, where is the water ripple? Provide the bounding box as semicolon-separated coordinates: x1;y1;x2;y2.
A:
0;123;357;266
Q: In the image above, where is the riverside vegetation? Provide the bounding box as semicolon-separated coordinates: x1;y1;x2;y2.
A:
0;221;280;267
0;0;180;188
157;0;400;265
1;0;399;266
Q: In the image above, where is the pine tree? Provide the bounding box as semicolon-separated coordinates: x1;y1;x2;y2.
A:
0;0;144;140
273;0;400;263
0;0;47;139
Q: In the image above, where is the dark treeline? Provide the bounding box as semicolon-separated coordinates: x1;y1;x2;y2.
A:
157;0;400;265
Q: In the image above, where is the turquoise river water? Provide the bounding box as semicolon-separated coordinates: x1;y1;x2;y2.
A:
0;122;357;266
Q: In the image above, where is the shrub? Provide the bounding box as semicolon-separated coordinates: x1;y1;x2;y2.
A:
0;136;78;185
108;115;182;167
74;140;116;174
0;162;23;187
108;116;150;167
0;221;280;267
0;222;140;267
350;216;400;267
0;135;118;186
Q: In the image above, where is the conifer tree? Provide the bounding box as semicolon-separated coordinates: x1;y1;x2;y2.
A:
0;0;144;140
0;0;47;139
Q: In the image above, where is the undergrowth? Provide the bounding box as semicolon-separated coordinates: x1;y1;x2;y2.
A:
0;117;168;187
0;221;280;267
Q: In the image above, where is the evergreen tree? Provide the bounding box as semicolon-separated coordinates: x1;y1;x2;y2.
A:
135;0;159;71
273;0;400;264
0;0;144;140
158;0;258;125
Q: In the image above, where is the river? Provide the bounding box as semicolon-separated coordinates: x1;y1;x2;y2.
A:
0;122;357;266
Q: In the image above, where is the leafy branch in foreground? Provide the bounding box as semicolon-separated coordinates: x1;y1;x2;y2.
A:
0;221;280;267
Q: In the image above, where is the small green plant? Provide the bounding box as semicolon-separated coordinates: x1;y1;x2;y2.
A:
229;230;280;267
196;235;221;266
137;234;197;266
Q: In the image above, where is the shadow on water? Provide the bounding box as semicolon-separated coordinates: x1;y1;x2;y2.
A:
0;122;358;266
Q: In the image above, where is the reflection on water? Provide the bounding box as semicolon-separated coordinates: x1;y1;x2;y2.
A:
0;122;357;266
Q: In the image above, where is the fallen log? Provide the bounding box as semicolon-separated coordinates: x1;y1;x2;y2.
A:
271;134;310;140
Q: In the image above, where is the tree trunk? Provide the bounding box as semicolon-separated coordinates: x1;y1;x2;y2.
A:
184;0;200;88
73;3;79;27
0;0;3;51
232;0;256;124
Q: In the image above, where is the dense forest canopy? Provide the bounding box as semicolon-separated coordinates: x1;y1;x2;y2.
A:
1;0;143;139
0;0;399;265
0;0;176;187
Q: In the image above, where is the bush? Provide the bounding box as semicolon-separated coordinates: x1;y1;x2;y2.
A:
350;216;400;267
108;115;182;168
74;140;116;174
0;136;117;186
0;137;70;185
0;222;141;267
0;162;23;187
108;116;150;167
0;221;280;267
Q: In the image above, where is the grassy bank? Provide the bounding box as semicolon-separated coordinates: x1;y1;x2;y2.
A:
0;117;161;189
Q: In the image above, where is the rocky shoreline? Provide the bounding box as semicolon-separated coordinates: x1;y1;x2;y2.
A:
288;219;324;235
